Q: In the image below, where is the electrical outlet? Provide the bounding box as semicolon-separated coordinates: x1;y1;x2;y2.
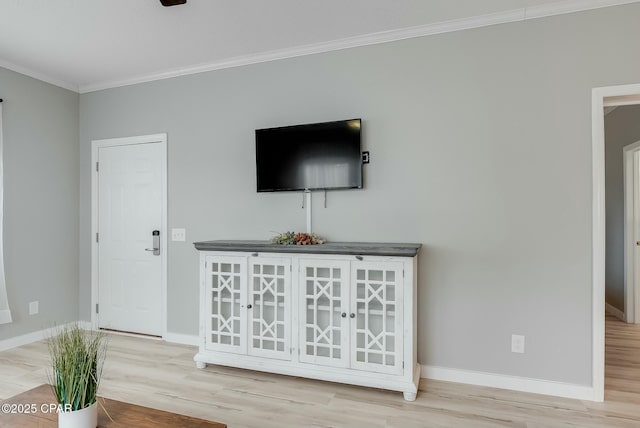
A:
511;334;525;353
171;228;186;242
29;301;39;315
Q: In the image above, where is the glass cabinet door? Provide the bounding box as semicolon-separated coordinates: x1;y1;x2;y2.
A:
350;261;404;375
299;259;350;368
247;257;291;360
204;256;247;354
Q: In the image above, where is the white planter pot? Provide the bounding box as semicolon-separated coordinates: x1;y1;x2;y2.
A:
58;402;98;428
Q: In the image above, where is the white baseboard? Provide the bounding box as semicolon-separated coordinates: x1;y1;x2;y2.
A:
422;365;596;401
164;332;199;346
0;328;48;352
605;302;625;321
0;324;62;352
0;321;199;353
0;322;97;353
1;325;597;401
77;320;93;330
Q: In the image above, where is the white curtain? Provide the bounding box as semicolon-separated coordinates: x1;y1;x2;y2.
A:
0;101;11;324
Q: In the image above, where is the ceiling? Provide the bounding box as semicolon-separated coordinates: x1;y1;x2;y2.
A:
0;0;636;93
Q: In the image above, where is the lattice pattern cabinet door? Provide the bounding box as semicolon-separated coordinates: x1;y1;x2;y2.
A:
299;259;350;368
204;256;247;354
350;261;404;375
247;257;291;360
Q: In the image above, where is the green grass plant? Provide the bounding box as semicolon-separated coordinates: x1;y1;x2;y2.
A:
48;324;107;411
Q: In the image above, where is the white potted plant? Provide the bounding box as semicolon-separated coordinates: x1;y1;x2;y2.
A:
48;324;107;428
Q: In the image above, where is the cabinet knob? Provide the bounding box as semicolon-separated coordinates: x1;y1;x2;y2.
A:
350;313;356;318
247;304;253;309
341;312;347;318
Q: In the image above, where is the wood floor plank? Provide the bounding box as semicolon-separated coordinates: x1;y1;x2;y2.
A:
1;315;639;427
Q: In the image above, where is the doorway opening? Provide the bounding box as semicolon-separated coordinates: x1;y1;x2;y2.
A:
593;84;640;402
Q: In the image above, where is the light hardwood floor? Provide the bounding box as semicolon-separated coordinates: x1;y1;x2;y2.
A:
1;315;639;428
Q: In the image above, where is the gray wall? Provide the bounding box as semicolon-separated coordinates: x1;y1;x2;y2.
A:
0;67;79;340
604;105;640;312
79;4;640;386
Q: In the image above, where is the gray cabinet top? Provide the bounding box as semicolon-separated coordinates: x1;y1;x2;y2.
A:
193;240;421;257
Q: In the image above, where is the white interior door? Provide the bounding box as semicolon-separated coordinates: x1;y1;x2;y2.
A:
634;150;640;323
97;142;163;336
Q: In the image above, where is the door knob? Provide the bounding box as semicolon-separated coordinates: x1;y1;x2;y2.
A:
341;312;347;318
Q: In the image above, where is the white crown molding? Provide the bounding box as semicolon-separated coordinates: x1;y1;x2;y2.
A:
524;0;640;19
79;0;640;94
0;59;78;93
2;0;638;94
422;365;597;401
79;8;526;93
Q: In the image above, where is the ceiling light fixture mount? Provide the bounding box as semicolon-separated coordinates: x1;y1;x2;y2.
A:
160;0;187;6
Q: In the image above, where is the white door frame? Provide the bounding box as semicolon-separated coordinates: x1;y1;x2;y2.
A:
592;84;640;402
90;133;168;337
623;140;640;324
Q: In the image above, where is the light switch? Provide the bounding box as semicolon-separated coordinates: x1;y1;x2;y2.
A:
171;228;186;242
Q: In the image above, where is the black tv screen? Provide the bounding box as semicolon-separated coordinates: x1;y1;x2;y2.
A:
256;118;362;192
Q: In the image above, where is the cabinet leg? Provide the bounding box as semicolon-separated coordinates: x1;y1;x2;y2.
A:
403;391;417;402
195;361;207;369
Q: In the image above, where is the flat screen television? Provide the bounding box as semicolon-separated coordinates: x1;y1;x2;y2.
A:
256;118;362;192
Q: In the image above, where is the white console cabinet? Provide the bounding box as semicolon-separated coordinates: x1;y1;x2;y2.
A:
193;241;421;401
